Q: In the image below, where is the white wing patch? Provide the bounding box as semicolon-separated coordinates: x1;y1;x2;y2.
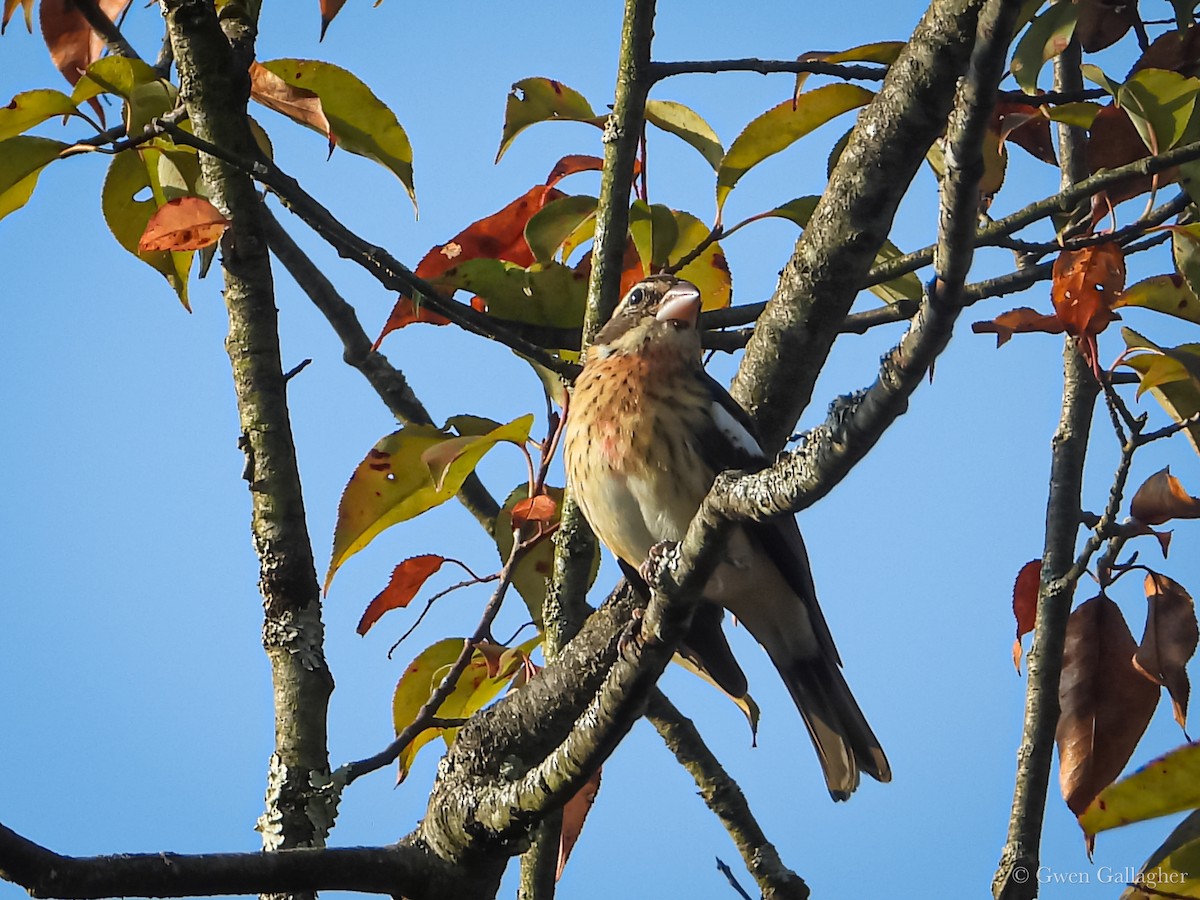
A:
709;400;764;460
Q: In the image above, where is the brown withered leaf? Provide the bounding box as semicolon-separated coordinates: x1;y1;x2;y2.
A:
995;100;1057;165
972;307;1065;346
557;767;601;881
356;554;447;636
137;196;229;252
1057;594;1160;816
1013;559;1042;673
1051;243;1126;338
1130;26;1200;79
249;61;333;146
1076;0;1136;52
1134;573;1199;730
1131;467;1200;526
39;0;131;123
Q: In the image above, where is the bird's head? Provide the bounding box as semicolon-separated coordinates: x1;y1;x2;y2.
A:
587;275;702;361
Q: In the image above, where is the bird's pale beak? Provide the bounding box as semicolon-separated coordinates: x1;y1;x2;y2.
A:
655;280;702;327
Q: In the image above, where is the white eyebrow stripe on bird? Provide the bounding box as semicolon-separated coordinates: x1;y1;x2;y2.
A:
709;398;765;460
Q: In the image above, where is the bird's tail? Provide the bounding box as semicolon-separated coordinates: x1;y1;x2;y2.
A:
777;654;891;801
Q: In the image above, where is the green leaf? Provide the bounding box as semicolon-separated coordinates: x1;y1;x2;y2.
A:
1119;809;1200;900
391;635;542;782
716;84;873;213
1117;273;1200;324
644;100;724;170
1119;69;1200;153
124;80;179;139
1081;62;1122;97
628;201;679;272
744;195;921;302
101;150;193;309
667;209;731;310
1012;2;1080;94
257;59;417;213
495;77;599;163
326;415;534;590
1170;224;1200;299
1043;101;1103;129
1081;743;1200;837
441;259;588;329
524;194;597;263
1122;328;1200;455
793;40;905;94
0;89;79;140
0;136;66;220
70;56;161;106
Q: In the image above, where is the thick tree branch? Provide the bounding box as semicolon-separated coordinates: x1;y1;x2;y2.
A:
163;0;333;875
729;0;985;452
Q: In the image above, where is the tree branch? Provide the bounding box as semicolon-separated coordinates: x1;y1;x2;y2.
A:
649;58;887;82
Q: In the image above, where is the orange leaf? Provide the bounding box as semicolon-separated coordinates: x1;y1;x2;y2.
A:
1131;467;1200;526
1134;573;1199;730
39;0;130;122
971;307;1065;346
318;0;348;40
1012;559;1042;673
511;494;557;530
249;61;333;147
1050;244;1125;361
357;554;447;635
557;768;601;881
1057;594;1160;817
137;196;229;252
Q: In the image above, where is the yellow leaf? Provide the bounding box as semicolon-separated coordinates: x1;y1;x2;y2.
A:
1080;742;1200;837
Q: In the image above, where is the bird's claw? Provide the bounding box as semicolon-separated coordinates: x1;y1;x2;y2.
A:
617;608;645;658
638;540;678;588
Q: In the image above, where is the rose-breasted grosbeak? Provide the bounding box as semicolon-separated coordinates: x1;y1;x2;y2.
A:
564;274;890;800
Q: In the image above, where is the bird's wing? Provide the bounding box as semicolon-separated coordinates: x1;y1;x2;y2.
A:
694;370;842;666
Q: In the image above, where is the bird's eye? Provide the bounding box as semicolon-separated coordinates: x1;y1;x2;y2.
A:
626;288;644;308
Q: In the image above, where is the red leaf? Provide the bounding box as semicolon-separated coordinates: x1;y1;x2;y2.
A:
1086;105;1175;208
1057;595;1160;816
1012;559;1042;673
357;554;446;635
557;767;601;881
995;99;1057;165
545;154;641;189
375;185;564;344
1076;0;1136;52
138;196;229;252
1134;573;1199;730
1131;467;1200;526
971;307;1065;346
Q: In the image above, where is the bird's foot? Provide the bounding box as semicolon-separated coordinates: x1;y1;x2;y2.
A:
617;607;645;659
638;540;679;589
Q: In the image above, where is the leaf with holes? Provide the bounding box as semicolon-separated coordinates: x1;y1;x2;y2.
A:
496;78;599;163
1051;243;1125;338
326;416;533;591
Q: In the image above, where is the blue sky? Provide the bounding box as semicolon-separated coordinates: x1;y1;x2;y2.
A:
2;2;1199;898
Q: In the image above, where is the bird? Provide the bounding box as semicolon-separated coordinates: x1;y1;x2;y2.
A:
563;274;891;800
